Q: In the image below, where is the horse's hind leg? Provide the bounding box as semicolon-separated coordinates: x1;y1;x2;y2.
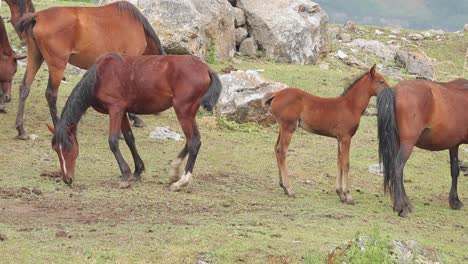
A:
449;146;463;210
121;114;145;181
128;113;145;128
45;62;67;127
15;45;44;139
275;123;295;196
108;109;132;189
339;138;354;204
394;143;414;217
170;117;201;192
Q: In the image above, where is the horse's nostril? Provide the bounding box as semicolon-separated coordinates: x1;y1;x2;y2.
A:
63;177;73;185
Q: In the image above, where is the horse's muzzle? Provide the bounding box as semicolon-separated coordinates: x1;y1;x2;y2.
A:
63;177;73;185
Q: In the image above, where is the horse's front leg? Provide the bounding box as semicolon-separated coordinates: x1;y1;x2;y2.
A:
108;110;132;189
339;138;354;204
121;114;145;181
449;146;463;209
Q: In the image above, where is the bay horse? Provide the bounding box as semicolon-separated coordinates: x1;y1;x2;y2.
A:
47;54;222;190
0;16;26;112
263;65;388;203
4;0;35;42
14;1;165;139
377;78;468;217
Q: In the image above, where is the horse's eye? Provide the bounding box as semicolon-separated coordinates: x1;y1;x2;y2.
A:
379;80;385;84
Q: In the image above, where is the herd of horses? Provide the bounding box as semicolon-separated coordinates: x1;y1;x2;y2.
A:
0;0;466;218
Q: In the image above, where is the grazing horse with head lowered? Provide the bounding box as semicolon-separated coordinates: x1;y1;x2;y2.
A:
378;78;468;217
0;16;26;112
263;65;388;203
47;54;222;190
15;1;165;139
4;0;35;42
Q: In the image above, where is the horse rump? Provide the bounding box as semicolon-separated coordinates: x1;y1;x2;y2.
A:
15;13;37;34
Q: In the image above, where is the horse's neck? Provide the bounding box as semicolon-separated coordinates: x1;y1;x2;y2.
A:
0;22;12;52
342;80;373;114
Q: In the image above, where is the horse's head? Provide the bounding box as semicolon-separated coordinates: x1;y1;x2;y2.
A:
365;64;389;96
48;124;79;185
0;52;26;102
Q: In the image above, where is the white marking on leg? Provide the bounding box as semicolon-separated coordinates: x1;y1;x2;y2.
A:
169;158;183;180
170;171;193;191
59;144;67;175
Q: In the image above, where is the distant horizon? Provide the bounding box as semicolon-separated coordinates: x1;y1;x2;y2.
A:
314;0;467;32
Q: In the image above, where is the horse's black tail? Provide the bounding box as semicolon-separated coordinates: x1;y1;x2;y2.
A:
201;71;222;112
377;87;399;198
116;1;166;55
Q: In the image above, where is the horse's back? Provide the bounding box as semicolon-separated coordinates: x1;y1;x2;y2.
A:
94;54;211;114
33;3;147;69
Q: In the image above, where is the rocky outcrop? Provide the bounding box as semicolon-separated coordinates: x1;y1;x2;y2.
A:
101;0;236;61
236;0;328;64
347;39;397;62
218;70;288;124
239;38;257;57
395;50;434;80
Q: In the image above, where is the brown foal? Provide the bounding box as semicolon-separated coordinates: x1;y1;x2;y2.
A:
264;65;388;203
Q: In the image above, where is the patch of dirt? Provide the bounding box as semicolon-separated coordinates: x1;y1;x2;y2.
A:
220;65;238;74
0;187;42;199
40;170;62;179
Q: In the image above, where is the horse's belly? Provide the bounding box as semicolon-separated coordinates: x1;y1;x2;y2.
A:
416;128;465;151
126;98;173;115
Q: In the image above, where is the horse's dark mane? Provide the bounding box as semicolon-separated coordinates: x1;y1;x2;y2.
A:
13;0;35;15
52;65;97;151
340;71;370;96
116;1;166;55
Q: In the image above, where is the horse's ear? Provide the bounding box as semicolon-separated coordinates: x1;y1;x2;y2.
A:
370;64;376;78
47;124;55;134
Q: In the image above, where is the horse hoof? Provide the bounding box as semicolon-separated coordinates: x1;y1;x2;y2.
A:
15;134;29;140
450;200;463;210
119;181;130;189
168;174;181;184
129;175;141;182
133;120;145;128
169;183;181;192
284;189;295;198
398;207;410;217
0;106;7;113
344;199;355;205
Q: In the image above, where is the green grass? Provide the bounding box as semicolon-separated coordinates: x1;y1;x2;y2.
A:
1;1;467;263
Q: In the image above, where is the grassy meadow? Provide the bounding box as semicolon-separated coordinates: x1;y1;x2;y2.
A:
0;1;467;263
